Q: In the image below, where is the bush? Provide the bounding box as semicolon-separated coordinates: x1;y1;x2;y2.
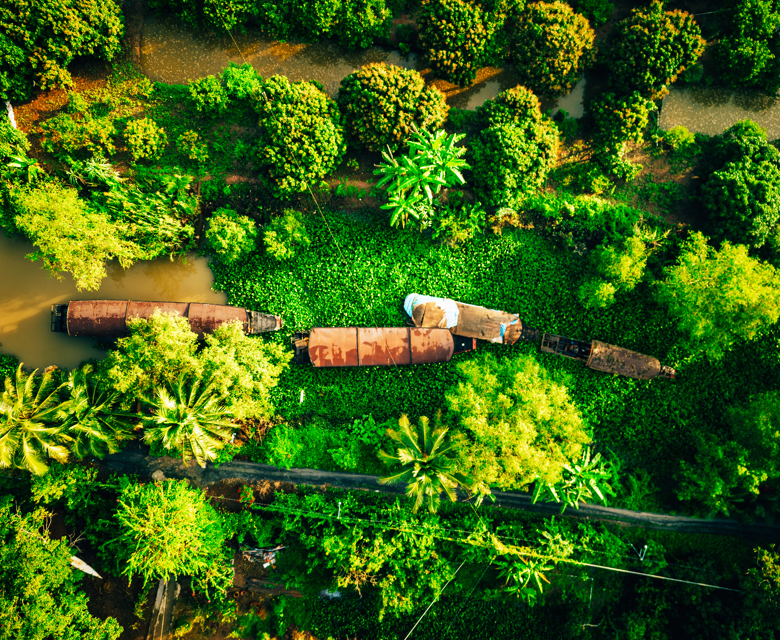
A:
40;112;117;157
591;92;657;147
189;74;229;115
292;0;341;39
124;118;168;163
571;0;612;26
202;0;257;30
715;0;780;96
606;0;705;99
254;75;346;197
221;62;262;101
478;84;544;129
176;130;209;163
336;0;392;49
337;63;448;152
263;208;311;260
0;0;123;102
470;120;558;209
0;116;30;160
664;125;697;153
509;1;596;98
418;0;513;86
206;208;259;263
578;236;649;309
699;120;780;248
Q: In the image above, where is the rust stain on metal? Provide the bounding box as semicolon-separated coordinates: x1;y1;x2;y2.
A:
67;300;128;338
189;303;248;338
587;340;662;381
357;328;411;366
308;328;359;367
126;301;188;324
410;328;454;364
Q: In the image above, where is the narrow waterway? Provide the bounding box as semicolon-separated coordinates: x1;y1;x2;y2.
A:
660;85;780;139
140;14;585;116
0;233;226;371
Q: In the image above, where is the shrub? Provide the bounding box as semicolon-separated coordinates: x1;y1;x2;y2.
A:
221;62;262;101
176;130;209;163
0;116;30;160
606;0;705;99
189;74;229;115
578;236;649;309
699;120;780;248
263;208;311;260
571;0;612;26
206;208;259;262
664;125;697;153
509;1;596;98
336;0;392;49
478;84;544;129
292;0;341;39
0;0;123;102
254;75;346;197
124;118;168;163
470;120;558;209
591;92;657;147
337;63;448;152
418;0;513;86
715;0;780;96
202;0;257;30
656;231;780;357
40;112;117;157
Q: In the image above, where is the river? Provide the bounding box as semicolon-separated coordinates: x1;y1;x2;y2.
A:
0;233;226;371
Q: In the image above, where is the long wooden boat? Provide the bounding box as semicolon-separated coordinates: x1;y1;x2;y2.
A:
51;300;281;338
292;327;476;367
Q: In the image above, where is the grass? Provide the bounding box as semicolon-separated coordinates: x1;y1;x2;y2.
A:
210;207;780;513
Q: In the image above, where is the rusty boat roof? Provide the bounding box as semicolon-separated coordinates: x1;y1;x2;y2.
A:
586;340;663;380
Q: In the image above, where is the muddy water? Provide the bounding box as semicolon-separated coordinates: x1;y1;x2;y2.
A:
0;234;226;371
660;86;780;139
140;14;584;115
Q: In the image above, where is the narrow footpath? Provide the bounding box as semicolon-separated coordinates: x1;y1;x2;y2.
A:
103;448;780;542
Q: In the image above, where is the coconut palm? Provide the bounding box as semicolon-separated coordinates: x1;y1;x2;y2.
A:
0;364;70;475
142;375;234;468
58;365;136;460
378;414;471;513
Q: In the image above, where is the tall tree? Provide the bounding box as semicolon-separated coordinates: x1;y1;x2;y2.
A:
378;414;471;513
0;365;70;475
446;353;590;498
656;232;780;357
0;498;122;640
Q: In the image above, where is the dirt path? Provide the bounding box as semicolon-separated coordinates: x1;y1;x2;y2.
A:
103;448;780;542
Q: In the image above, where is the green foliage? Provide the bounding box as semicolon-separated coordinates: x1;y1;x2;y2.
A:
0;0;123;101
715;0;780;96
742;546;780;635
337;63;448;152
263;208;310;261
124;118;168;164
591;92;657;147
336;0;392;49
606;0;705;99
510;1;596;98
11;181;143;290
478;84;544;129
59;365;135;460
143;375;235;468
446;352;590;495
571;0;612;26
255;76;346;197
678;391;780;517
700;120;780;249
418;0;516;86
189;75;229;115
578;235;649;309
378;414;472;512
0;365;69;476
470;121;558;209
176;130;209;163
40;112;117;158
221;62;262;101
656;231;780;358
0;116;30;161
0;499;122;640
206;208;259;263
374;128;469;229
115;479;232;595
0;353;18;381
533;447;618;512
202;0;257;30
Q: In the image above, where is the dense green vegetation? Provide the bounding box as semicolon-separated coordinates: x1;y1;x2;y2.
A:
2;0;780;638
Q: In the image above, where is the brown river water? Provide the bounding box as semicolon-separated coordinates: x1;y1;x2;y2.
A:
140;14;586;115
0;233;226;371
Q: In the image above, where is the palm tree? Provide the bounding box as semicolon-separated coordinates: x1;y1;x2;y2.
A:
0;365;70;475
142;375;234;468
58;365;136;460
378;414;471;513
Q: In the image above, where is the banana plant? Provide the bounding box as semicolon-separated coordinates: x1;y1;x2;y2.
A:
6;154;44;182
